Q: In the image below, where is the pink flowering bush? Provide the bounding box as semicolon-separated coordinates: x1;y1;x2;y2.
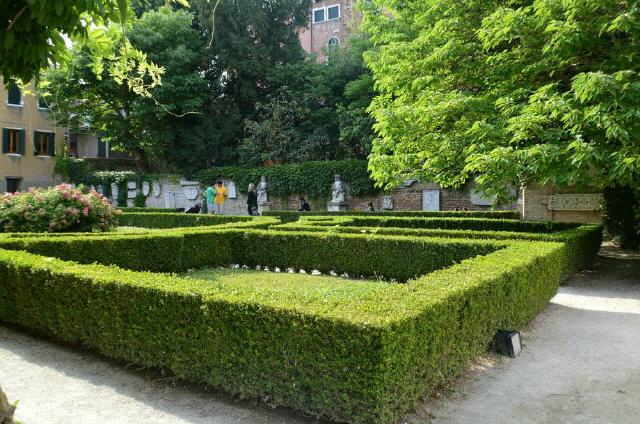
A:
0;184;121;232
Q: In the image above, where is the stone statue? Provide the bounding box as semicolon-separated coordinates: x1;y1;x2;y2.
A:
331;175;345;204
257;176;268;203
383;195;394;210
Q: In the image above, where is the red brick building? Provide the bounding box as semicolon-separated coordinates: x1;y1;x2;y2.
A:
298;0;361;61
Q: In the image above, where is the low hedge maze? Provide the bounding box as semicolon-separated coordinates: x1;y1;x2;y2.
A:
0;213;602;423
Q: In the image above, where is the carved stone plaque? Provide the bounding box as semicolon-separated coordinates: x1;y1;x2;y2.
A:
547;194;603;211
422;190;440;211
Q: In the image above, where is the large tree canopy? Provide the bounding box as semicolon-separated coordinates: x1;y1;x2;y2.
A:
0;0;189;83
239;35;375;166
363;0;640;201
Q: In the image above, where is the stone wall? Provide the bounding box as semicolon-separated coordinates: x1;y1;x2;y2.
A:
521;184;603;224
112;176;519;215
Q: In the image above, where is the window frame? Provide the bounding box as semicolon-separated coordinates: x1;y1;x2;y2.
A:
327;4;340;21
6;128;21;154
37;96;48;110
6;83;23;107
327;36;341;48
312;7;326;24
34;130;54;156
5;177;21;193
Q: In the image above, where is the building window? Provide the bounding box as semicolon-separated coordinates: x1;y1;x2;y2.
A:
2;129;23;154
327;4;340;20
34;131;55;156
6;177;21;193
38;96;48;109
7;82;21;106
328;37;340;48
313;5;340;23
313;7;325;23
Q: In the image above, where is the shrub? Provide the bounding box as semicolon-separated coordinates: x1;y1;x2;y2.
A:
264;210;519;222
0;184;120;233
119;212;252;229
196;159;377;198
0;215;602;423
0;239;568;424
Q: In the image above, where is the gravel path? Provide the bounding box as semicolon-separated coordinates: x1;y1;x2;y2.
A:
1;247;638;424
424;247;640;424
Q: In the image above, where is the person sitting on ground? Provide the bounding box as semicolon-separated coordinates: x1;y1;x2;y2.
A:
365;202;375;212
298;197;311;212
214;180;228;215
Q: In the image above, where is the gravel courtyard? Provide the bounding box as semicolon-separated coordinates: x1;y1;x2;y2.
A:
1;247;638;424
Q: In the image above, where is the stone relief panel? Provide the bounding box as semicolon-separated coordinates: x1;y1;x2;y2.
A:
547;194;603;211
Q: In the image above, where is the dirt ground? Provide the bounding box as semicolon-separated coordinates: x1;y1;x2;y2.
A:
1;247;638;424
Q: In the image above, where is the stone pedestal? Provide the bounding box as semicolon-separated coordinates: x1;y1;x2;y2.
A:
327;201;348;212
258;201;272;215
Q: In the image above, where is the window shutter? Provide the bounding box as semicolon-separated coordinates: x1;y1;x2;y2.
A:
2;128;8;153
48;133;56;156
18;129;25;155
33;131;39;155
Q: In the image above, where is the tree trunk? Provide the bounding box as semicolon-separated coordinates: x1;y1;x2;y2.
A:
602;185;640;250
0;386;15;424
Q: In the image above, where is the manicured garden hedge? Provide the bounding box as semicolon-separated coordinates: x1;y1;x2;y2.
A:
0;215;602;423
264;210;519;222
119;207;181;213
0;229;503;280
284;215;576;232
119;212;252;228
0;239;569;423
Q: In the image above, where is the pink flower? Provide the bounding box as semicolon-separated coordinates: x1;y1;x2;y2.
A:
83;206;90;216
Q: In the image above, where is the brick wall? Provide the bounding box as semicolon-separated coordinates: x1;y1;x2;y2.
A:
521;184;602;224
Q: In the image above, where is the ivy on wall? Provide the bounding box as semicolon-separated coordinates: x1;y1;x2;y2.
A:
56;158;380;201
55;158;156;206
196;160;379;198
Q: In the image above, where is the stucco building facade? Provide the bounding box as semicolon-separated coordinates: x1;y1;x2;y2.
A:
0;79;65;192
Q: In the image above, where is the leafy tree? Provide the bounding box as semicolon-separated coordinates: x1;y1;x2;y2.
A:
239;35;376;165
1;0;187;84
42;7;207;170
363;0;640;246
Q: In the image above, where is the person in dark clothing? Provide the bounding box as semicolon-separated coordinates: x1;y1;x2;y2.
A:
298;197;311;212
247;183;258;215
365;202;375;212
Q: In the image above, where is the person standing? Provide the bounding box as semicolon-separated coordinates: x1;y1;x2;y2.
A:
214;180;228;215
247;183;258;215
204;184;216;214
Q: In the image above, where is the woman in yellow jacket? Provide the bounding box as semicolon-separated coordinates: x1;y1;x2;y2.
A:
214;180;227;214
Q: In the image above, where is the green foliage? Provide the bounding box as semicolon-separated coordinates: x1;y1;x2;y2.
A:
0;184;121;233
0;0;125;82
602;186;640;249
239;34;376;165
0;223;598;423
197;159;377;198
119;212;251;229
263;210;519;222
363;0;640;203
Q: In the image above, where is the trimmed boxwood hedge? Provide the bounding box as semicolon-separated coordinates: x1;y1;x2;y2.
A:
264;210;519;222
0;215;602;423
119;207;181;213
0;239;571;424
283;215;577;232
119;212;252;228
0;229;503;280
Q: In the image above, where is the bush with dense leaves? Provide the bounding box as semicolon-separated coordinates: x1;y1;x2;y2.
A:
0;184;120;233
